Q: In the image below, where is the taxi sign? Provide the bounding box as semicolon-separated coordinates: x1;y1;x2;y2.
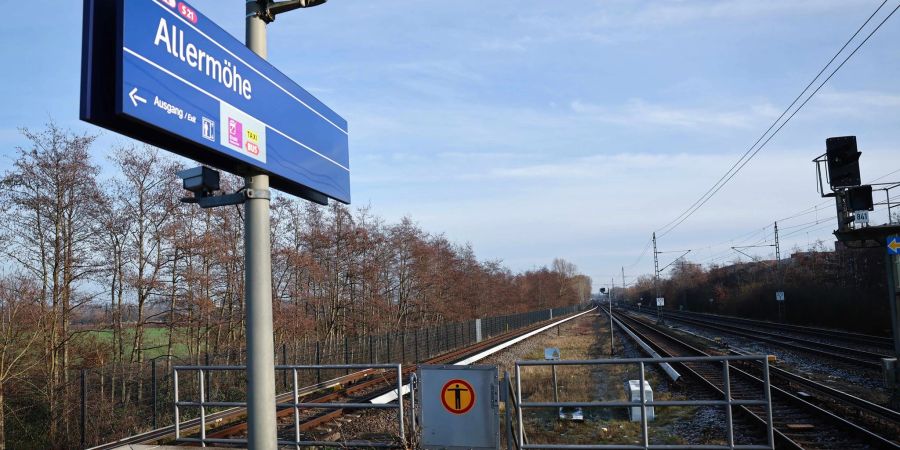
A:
441;379;475;414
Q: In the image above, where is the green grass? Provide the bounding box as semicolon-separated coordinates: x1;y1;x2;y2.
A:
80;327;190;360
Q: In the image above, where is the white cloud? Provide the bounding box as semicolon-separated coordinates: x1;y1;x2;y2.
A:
570;98;779;130
810;88;900;117
631;0;870;26
493;0;873;51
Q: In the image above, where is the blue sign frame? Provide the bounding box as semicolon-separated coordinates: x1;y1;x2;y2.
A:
889;236;900;255
82;0;349;204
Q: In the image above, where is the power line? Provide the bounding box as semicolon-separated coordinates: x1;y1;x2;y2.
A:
625;237;654;269
873;167;900;182
662;3;900;237
707;166;899;249
778;218;833;239
775;201;831;222
778;217;831;231
655;0;896;238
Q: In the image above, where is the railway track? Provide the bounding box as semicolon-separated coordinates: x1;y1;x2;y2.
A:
648;308;893;350
90;309;590;449
613;309;899;449
87;368;379;450
629;307;890;370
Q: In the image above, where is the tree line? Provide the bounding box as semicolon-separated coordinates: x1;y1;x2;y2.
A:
0;123;591;449
624;241;890;335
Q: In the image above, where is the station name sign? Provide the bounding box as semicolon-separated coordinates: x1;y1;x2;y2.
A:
81;0;350;204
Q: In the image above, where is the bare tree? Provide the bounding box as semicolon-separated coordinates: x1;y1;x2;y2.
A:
0;275;44;450
110;145;181;368
0;123;102;442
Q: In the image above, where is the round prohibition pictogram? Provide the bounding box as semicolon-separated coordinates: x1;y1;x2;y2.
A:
440;379;475;414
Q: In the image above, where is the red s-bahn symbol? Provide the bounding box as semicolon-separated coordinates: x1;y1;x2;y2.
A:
177;2;198;24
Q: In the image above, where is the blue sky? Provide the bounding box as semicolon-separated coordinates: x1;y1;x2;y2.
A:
2;0;900;291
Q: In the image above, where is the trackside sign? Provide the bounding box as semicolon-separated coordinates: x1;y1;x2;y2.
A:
81;0;350;204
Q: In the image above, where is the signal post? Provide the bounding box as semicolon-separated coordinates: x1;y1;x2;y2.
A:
815;136;900;408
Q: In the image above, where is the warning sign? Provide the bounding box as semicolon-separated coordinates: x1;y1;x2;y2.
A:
441;379;475;414
419;365;498;449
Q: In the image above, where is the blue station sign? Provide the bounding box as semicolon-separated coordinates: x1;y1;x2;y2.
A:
81;0;349;204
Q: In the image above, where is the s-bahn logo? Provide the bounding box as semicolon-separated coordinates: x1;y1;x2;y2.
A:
440;379;475;414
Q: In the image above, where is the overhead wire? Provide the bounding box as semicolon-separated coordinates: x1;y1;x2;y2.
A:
654;0;896;238
625;237;653;269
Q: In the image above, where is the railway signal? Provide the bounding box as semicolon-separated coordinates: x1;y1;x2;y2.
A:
825;136;862;189
814;135;900;408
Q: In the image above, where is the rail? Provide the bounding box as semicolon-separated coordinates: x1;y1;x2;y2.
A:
173;363;405;448
515;355;775;450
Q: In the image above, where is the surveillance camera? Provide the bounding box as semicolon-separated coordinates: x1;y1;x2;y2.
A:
176;166;220;195
263;0;327;20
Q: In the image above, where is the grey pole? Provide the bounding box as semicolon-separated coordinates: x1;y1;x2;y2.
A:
608;291;614;356
244;2;278;448
653;233;663;324
888;252;900;408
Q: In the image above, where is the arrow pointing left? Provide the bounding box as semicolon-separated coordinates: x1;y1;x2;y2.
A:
889;238;900;252
129;87;147;107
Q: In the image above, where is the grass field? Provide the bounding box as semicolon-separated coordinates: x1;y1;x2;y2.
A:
516;313;695;446
80;327;190;360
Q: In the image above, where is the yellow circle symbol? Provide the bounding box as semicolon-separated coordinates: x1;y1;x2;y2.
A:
441;379;475;414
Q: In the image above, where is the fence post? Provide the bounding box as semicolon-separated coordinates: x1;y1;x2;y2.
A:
81;368;86;449
282;342;288;389
152;359;158;430
203;353;210;402
344;336;350;374
315;341;321;384
504;371;513;450
401;333;406;364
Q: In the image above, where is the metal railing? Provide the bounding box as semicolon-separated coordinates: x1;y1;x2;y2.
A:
173;363;406;448
514;355;775;450
503;370;528;450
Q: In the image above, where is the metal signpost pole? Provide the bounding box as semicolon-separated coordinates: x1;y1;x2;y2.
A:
653;233;664;324
888;249;900;408
244;2;277;448
82;1;347;445
608;288;614;356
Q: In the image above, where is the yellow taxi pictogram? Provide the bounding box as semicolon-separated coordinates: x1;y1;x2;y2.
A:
441;379;475;414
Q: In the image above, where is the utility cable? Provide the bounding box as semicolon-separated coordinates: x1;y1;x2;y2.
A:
655;0;895;238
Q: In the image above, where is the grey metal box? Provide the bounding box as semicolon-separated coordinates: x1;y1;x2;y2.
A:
418;365;499;450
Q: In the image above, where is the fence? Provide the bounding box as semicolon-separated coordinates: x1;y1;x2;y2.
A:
76;303;585;448
513;355;775;450
174;364;405;448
